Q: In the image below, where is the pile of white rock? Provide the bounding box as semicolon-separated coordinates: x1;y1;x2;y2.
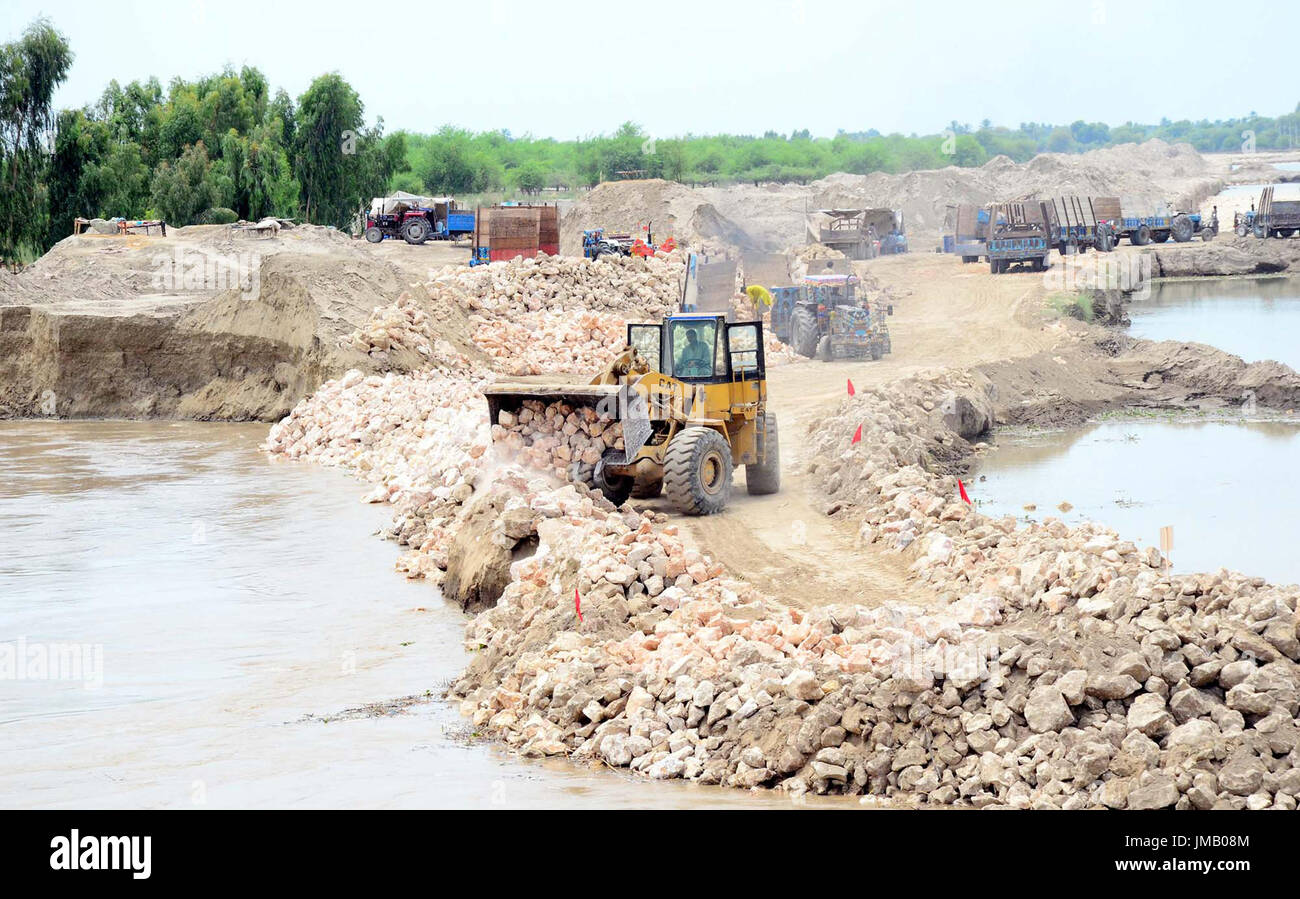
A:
428;253;683;319
342;292;437;362
473;310;630;376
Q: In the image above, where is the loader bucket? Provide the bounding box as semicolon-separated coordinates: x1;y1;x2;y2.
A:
483;380;654;464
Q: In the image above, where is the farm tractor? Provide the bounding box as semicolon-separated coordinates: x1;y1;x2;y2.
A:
364;195;474;245
583;226;675;260
483;313;778;515
769;272;893;361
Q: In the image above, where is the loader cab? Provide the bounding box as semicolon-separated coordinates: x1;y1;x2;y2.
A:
627;314;765;384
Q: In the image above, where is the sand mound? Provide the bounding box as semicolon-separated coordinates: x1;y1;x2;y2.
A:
562;141;1222;252
560;179;756;255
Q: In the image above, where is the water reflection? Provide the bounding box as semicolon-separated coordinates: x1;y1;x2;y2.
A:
1129;277;1300;369
975;418;1300;585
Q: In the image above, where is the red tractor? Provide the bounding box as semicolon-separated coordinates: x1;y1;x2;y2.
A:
364;206;436;245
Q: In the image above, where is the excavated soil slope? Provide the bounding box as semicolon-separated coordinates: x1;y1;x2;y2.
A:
0;226;473;420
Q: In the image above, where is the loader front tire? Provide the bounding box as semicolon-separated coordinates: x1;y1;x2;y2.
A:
590;454;633;507
746;413;780;496
664;427;732;515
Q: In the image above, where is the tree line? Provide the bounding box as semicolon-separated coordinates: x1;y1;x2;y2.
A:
400;113;1300;196
2;18;405;264
2;16;1298;265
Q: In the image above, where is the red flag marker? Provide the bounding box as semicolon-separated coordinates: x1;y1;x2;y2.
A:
574;587;583;622
851;423;863;445
958;479;971;504
847;378;855;396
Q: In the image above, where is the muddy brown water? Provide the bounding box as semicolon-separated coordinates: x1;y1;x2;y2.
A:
974;417;1300;585
1128;277;1300;370
0;421;856;809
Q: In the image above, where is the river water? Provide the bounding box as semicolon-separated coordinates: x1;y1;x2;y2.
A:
975;276;1300;585
1127;277;1300;370
973;417;1300;585
0;421;833;809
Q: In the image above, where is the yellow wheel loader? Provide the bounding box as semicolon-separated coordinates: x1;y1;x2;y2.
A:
484;313;779;515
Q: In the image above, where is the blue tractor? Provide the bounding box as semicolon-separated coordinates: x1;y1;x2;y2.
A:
769;273;892;361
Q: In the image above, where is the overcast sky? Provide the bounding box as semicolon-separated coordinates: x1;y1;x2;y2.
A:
5;0;1297;139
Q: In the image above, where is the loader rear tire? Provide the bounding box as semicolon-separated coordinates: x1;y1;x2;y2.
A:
1171;214;1194;242
664;427;732;516
746;413;780;496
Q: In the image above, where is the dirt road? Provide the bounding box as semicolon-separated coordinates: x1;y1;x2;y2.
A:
676;252;1064;609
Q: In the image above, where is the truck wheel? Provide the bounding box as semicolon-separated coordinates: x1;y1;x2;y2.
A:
1254;223;1268;239
791;306;818;358
402;219;430;245
816;335;833;362
590;454;633;507
1280;229;1296;239
989;258;999;274
1171;214;1194;242
1153;231;1170;243
664;427;733;516
364;226;383;244
746;413;780;496
1132;225;1151;246
869;343;883;361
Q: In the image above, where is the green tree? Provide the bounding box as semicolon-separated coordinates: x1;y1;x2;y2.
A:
512;161;546;194
149;140;221;225
0;17;73;262
294;73;364;225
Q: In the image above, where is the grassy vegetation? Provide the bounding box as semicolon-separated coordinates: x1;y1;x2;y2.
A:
1046;291;1095;322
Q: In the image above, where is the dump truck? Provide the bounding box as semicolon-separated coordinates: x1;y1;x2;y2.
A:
1251;186;1300;238
483;313;778;515
807;208;906;259
947;203;988;262
985;202;1051;273
769;270;892;360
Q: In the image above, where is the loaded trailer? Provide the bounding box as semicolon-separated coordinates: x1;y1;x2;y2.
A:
1042;196;1116;254
1250;186;1300;238
1093;196;1215;245
985;202;1051;273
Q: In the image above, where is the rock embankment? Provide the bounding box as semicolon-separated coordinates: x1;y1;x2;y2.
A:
268;330;1300;808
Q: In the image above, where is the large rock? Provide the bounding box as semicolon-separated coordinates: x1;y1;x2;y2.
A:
443;487;520;612
1024;682;1074;733
1127;693;1175;737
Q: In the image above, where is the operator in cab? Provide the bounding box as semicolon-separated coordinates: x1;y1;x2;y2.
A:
675;327;713;376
